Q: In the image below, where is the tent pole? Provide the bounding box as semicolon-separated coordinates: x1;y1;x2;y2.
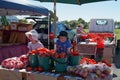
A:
48;13;50;49
54;0;56;50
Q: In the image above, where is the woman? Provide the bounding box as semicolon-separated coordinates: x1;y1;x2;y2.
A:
76;24;87;42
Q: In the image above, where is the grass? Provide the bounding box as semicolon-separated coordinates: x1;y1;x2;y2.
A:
84;29;120;40
114;29;120;40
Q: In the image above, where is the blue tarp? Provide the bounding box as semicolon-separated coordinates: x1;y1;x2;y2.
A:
0;0;49;16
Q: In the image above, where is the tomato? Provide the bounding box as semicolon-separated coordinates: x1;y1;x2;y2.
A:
54;53;59;58
34;67;38;71
26;66;32;71
31;50;37;54
102;59;112;67
101;73;106;79
49;49;55;55
37;48;43;51
15;60;24;69
37;48;52;57
59;52;66;58
72;41;76;46
38;66;43;72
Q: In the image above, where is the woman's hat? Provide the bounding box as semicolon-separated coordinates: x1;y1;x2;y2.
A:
78;23;84;27
25;29;39;41
58;31;68;38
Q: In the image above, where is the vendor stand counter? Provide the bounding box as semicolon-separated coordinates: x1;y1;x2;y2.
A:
0;43;28;63
103;43;116;63
77;42;115;59
0;67;84;80
0;66;113;80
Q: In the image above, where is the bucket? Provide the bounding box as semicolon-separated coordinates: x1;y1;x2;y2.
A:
54;58;67;72
29;54;38;68
117;40;120;47
69;56;82;66
38;56;50;71
117;40;120;54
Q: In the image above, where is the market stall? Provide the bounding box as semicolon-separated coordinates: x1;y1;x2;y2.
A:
0;0;49;63
0;1;115;80
77;19;116;63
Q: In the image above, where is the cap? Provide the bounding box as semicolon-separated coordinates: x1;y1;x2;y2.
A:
58;31;68;38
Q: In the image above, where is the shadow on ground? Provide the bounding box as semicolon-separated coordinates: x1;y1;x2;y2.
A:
113;74;118;78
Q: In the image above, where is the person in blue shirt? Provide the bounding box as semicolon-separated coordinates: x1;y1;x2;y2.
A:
56;31;72;54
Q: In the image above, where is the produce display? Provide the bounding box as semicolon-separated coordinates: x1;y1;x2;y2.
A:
87;33;114;48
0;47;113;80
1;54;28;69
54;52;66;58
37;48;54;57
67;58;112;79
28;48;55;71
26;66;43;72
70;41;80;56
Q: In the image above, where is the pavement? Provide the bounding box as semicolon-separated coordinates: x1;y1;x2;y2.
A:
112;50;120;80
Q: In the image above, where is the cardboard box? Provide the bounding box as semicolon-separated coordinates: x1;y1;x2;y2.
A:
57;76;67;80
103;47;114;57
16;32;26;43
0;68;4;80
1;69;22;80
10;22;19;30
17;24;32;31
58;75;83;80
23;71;59;80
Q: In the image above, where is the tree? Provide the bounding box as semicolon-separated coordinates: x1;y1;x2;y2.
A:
77;18;89;29
1;16;9;26
69;20;78;29
78;18;86;24
62;20;69;25
115;21;120;28
49;10;58;22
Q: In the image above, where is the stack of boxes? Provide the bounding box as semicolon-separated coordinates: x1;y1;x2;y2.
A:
103;45;115;63
0;22;32;44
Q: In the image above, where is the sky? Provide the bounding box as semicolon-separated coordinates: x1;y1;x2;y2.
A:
12;0;120;22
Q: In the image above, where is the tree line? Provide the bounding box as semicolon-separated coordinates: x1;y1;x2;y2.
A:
18;10;120;29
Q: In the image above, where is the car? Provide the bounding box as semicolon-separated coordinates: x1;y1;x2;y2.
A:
26;17;76;49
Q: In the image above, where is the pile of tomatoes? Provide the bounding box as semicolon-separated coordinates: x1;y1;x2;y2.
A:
26;66;43;72
1;54;28;69
54;52;66;58
80;57;97;64
28;48;55;57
